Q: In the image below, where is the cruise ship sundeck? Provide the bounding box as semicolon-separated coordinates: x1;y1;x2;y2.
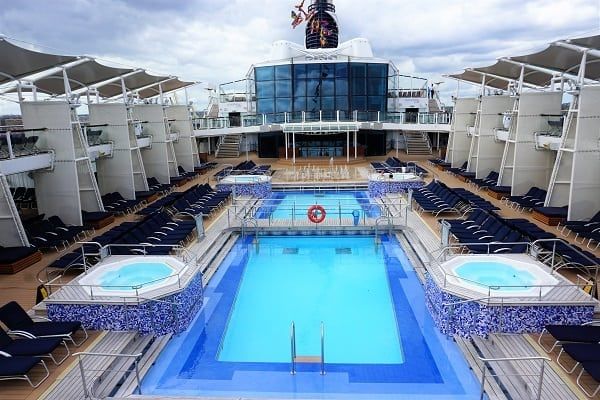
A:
0;1;600;399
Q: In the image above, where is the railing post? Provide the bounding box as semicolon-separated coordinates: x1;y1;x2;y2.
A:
479;363;487;400
290;322;296;375
77;356;90;399
134;357;142;395
320;321;325;375
536;360;545;400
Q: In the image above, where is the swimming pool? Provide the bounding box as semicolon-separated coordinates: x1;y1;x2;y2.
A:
255;191;380;220
141;234;480;398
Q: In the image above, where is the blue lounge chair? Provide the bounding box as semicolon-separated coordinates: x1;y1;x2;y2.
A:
0;355;49;388
0;301;87;347
557;343;600;374
577;361;600;397
538;324;600;353
0;329;69;365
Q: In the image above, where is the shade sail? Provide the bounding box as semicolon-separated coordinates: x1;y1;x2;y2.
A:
447;70;508;90
474;60;553;88
568;35;600;51
0;38;77;84
510;44;600;80
96;71;169;98
137;79;195;99
33;60;133;95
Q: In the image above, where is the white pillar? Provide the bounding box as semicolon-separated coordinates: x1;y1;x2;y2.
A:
346;131;350;163
396;131;399;158
354;131;357;159
292;132;296;165
285;132;289;160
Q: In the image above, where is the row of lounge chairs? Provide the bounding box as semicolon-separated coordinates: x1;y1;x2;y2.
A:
539;323;600;397
24;215;92;252
443;208;600;269
557;211;600;251
0;134;40;159
10;187;36;209
371;157;428;175
169;184;231;216
102;192;147;215
215;160;271;179
0;301;86;388
413;181;498;216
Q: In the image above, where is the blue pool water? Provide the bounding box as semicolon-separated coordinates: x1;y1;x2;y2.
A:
219;237;402;364
455;262;535;291
255;191;380;220
141;234;480;398
99;263;173;290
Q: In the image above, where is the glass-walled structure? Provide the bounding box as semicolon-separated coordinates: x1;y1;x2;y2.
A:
254;62;389;117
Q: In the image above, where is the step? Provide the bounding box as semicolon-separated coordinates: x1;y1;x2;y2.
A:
294;355;322;363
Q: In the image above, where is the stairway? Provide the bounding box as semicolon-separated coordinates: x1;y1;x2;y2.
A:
404;131;432;155
428;98;442;113
215;135;241;158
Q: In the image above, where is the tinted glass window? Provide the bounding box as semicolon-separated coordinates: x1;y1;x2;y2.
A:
335;79;348;96
276;98;292;113
275;65;292;80
306;64;321;79
336;96;349;111
321;79;335;97
294;79;307;97
255;66;274;81
293;97;306;111
335;63;349;78
294;64;307;79
368;63;388;78
276;80;292;98
368;96;386;111
257;99;274;113
352;96;367;111
321;96;335;111
256;81;274;99
351;63;367;78
368;77;386;96
351;76;366;96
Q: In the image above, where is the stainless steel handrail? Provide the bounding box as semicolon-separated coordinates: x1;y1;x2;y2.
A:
478;355;550;400
320;321;325;375
290;321;296;375
73;351;143;398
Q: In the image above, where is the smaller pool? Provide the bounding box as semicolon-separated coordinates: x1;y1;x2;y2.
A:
78;256;188;298
99;263;173;290
219;175;271;184
441;255;559;297
455;262;535;291
369;172;421;181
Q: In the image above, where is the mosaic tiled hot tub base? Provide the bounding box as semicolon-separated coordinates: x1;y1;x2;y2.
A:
47;272;204;336
217;182;272;198
368;181;424;197
425;275;594;338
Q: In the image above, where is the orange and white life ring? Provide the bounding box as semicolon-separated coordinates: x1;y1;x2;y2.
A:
307;205;326;224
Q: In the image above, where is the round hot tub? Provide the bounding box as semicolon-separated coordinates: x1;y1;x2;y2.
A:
441;254;559;297
78;256;188;298
217;175;272;198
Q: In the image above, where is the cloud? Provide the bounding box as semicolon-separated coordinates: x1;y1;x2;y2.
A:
0;0;599;113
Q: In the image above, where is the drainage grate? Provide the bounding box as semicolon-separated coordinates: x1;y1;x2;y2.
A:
335;248;352;254
283;248;299;255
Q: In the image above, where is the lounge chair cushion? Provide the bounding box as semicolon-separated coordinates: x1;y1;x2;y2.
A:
533;206;569;217
546;325;600;343
0;356;41;376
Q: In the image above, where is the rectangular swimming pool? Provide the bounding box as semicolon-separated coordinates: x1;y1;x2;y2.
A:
255;191;380;220
141;234;480;399
219;236;403;364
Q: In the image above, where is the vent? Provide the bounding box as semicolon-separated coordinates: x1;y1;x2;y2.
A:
336;248;352;254
283;248;299;255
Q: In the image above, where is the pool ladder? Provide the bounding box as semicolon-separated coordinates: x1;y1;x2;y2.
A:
290;321;325;375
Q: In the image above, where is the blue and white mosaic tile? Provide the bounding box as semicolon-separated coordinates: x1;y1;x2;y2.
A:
217;182;272;198
424;275;594;338
47;272;204;336
368;180;424;197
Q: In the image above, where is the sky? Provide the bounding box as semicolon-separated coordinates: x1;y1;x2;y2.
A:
0;0;599;114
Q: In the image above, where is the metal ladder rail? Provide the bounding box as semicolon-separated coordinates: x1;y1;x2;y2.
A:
545;94;579;206
71;108;104;211
0;174;30;246
290;321;325;375
497;96;520;185
466;98;483;172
